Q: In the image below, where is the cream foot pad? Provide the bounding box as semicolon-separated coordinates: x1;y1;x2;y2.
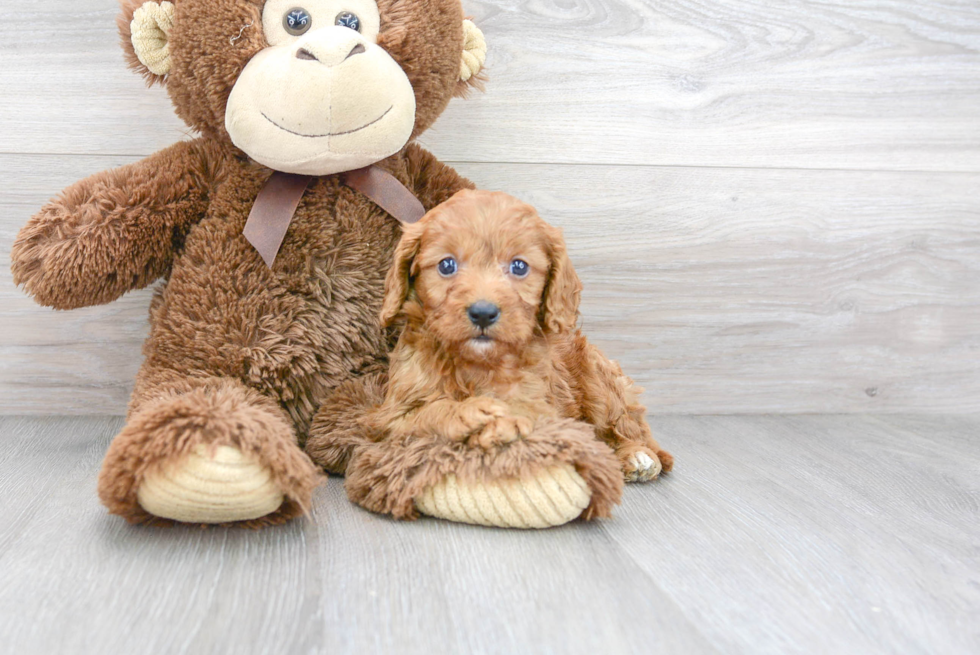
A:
137;444;284;523
415;464;591;529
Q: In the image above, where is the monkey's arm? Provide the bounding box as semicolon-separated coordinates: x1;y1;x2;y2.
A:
402;142;476;210
11;138;222;309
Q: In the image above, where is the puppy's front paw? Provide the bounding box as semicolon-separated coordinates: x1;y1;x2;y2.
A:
454;397;508;436
469;415;534;450
619;444;671;482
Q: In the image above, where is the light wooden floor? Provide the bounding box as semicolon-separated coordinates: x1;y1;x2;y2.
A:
1;414;976;654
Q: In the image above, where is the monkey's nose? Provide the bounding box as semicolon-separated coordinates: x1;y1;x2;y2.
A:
467;301;500;328
296;43;365;65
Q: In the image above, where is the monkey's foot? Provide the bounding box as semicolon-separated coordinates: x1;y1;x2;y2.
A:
137;444;284;523
345;417;623;528
98;380;323;527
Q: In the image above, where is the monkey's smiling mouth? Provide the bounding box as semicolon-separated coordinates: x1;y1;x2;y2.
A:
260;105;393;138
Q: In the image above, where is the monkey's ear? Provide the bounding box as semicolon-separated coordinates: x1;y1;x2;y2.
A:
455;19;487;97
379;223;425;328
119;0;175;85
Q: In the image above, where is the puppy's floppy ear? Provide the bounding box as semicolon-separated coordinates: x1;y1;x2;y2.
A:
539;225;582;334
380;223;424;327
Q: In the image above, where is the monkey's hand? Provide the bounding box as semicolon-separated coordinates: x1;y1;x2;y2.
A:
11;139;217;309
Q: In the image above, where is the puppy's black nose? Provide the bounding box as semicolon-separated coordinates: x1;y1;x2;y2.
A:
467;301;500;328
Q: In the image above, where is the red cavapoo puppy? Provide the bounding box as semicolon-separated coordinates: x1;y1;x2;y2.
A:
366;189;672;482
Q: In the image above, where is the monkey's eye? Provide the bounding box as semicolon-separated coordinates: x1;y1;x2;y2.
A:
509;259;530;277
284;8;312;35
437;257;458;277
335;12;361;31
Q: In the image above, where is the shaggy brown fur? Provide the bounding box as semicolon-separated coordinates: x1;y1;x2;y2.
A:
347;418;624;520
310;190;671;521
305;371;389;476
11;0;481;525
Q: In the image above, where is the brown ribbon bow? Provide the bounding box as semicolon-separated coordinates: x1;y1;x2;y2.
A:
243;165;426;268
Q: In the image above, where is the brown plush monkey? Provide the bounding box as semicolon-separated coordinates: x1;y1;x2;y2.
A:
10;0;625;528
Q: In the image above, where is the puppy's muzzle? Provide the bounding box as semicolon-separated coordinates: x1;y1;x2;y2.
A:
467;301;500;328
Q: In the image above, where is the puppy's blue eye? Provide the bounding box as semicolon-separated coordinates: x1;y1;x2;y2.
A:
438;257;458;277
335;11;360;31
510;259;529;277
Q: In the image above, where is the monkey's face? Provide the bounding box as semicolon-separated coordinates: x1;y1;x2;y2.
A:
120;0;485;174
225;0;416;175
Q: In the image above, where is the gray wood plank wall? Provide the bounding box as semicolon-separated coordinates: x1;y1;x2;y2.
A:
1;0;978;414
